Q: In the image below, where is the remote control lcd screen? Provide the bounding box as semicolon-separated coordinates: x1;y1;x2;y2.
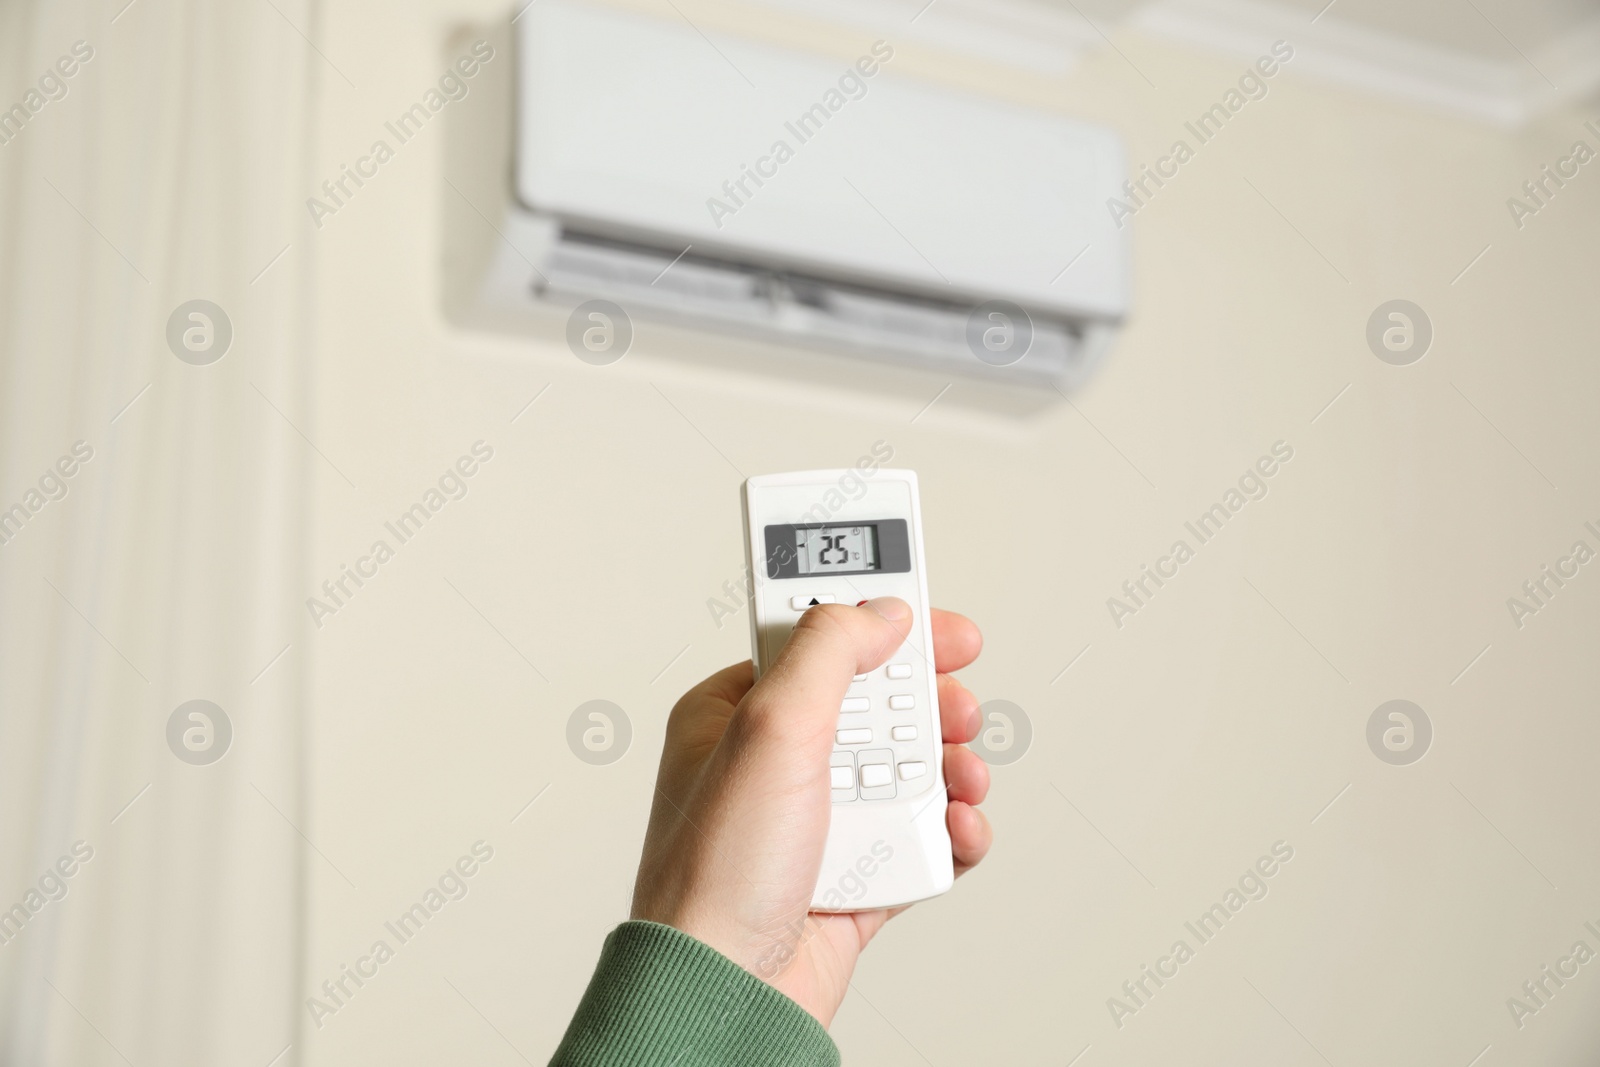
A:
795;525;878;575
763;519;911;579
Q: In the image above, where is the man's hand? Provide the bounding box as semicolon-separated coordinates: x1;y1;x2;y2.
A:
630;598;992;1026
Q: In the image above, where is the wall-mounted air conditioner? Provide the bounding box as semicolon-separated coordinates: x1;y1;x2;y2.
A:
470;0;1130;388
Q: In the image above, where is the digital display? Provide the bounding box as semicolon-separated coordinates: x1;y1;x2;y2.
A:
764;519;911;580
795;525;879;576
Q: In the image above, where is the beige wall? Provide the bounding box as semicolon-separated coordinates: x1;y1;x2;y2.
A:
300;1;1600;1062
298;3;1600;1062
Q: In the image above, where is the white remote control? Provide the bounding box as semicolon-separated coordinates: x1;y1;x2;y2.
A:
741;469;954;911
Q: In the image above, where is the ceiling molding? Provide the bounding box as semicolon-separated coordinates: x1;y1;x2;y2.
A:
731;0;1600;126
1134;0;1600;126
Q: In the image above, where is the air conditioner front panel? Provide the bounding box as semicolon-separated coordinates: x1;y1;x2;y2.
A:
516;1;1129;322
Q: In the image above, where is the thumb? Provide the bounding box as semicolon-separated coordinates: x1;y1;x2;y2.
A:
742;598;913;732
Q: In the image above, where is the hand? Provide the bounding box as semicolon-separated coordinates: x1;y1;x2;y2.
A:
630;598;992;1026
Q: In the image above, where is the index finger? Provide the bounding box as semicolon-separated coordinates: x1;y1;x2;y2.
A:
931;608;981;674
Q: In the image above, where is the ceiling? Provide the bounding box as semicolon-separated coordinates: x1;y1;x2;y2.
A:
1047;0;1600;62
1252;0;1599;61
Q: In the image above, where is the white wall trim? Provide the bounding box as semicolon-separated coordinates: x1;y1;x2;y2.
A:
1134;0;1600;126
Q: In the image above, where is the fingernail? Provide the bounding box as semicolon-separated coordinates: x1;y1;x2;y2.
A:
863;596;910;623
968;710;982;738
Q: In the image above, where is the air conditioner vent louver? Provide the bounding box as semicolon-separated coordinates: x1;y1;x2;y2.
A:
526;227;1099;385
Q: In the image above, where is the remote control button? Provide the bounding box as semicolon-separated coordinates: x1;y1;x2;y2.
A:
860;763;892;788
841;696;870;713
830;751;856;803
888;694;915;711
897;761;926;780
791;594;836;610
857;748;897;800
886;663;912;679
852;674;868;683
891;725;918;741
836;728;872;745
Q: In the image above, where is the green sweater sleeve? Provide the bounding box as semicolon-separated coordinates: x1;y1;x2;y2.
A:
551;921;839;1067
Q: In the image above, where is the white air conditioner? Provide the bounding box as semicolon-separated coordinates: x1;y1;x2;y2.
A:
472;0;1130;388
